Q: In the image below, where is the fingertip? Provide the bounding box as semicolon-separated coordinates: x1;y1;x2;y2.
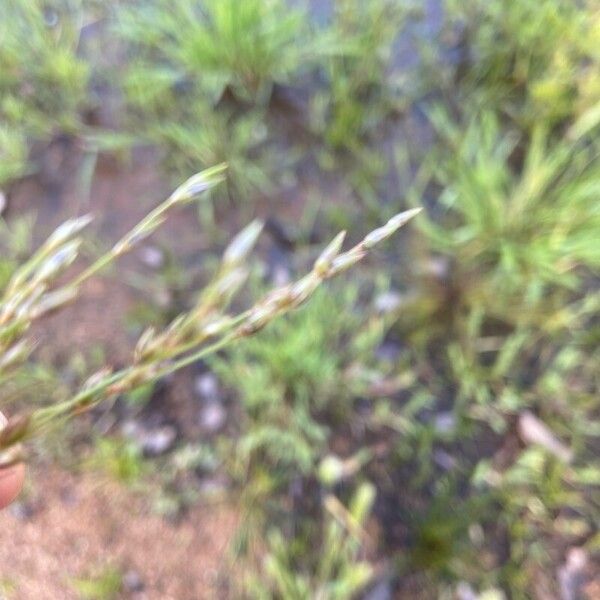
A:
0;463;25;510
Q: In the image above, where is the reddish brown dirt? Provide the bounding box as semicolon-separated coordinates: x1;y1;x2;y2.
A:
0;465;238;599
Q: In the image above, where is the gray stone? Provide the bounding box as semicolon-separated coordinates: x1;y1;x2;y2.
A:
374;290;402;314
194;373;220;401
558;547;588;600
433;449;456;471
123;569;144;593
122;420;177;456
434;411;456;434
456;582;478;600
140;425;177;456
138;245;165;269
199;402;226;433
363;579;393;600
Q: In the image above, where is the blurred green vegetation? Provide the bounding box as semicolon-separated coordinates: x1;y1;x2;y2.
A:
0;0;94;185
1;0;599;599
248;482;377;599
212;285;384;477
441;0;600;129
115;0;309;198
70;565;123;600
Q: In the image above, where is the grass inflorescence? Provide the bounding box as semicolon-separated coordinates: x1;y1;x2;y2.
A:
0;166;420;467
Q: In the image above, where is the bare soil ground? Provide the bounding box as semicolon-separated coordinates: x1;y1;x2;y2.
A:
0;465;237;599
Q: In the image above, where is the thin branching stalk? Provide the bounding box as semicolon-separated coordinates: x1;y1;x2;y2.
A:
0;166;421;467
0;165;226;374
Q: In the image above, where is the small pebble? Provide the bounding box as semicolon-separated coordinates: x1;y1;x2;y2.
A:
434;412;456;434
122;420;177;456
375;340;402;363
140;425;177;456
194;373;220;401
9;501;36;521
363;579;393;600
139;245;165;269
558;547;588;600
123;569;145;593
456;582;478;600
374;290;402;313
199;402;226;433
433;449;456;471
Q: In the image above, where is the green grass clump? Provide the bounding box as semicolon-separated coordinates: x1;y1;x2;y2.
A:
312;0;409;154
85;438;146;484
412;107;600;332
476;441;600;592
389;96;600;594
247;482;377;599
115;0;413;207
442;0;600;129
403;105;599;415
118;0;309;104
212;276;394;598
378;321;599;596
129;102;274;202
0;0;94;185
115;0;312;199
385;11;600;584
0;215;34;289
0;127;29;186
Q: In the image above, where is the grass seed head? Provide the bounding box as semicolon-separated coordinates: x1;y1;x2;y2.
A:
30;287;79;319
43;214;93;253
170;163;228;203
222;219;264;267
0;169;422;463
33;239;81;284
314;230;346;276
0;339;32;372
